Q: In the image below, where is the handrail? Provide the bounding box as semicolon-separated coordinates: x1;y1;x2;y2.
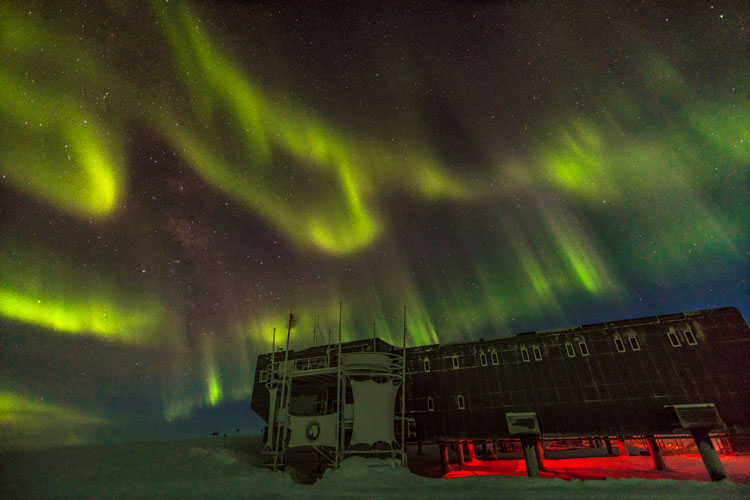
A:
265;351;404;377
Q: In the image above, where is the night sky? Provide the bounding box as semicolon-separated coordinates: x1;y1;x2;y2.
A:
1;0;748;449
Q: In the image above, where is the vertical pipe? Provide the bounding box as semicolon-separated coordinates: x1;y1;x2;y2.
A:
401;305;407;466
336;302;343;467
270;328;276;366
313;315;318;347
266;328;276;451
273;315;293;471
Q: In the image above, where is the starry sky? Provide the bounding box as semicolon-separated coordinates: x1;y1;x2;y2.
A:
1;0;748;449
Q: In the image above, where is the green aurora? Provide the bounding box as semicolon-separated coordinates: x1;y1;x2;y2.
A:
0;1;747;447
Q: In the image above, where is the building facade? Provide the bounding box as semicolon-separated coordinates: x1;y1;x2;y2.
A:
250;307;750;477
404;306;750;441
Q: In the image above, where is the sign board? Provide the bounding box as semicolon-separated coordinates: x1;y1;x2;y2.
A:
506;412;540;436
288;413;339;448
663;403;726;432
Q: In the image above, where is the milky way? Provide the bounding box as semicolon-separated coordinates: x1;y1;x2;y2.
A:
1;1;747;448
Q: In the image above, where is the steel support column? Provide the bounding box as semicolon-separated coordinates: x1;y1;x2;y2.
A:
520;435;540;478
692;430;727;481
646;435;668;471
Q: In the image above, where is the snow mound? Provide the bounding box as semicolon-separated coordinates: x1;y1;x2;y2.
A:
188;446;240;467
320;456;412;482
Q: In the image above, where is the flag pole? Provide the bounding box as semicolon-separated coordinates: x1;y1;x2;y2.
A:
336;302;343;467
273;312;294;471
266;328;276;452
313;314;318;347
401;305;407;465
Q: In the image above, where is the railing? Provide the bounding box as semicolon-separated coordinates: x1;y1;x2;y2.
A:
265;354;334;380
294;355;329;371
264;351;403;380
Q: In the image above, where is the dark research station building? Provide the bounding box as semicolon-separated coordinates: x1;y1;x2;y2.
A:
251;306;750;481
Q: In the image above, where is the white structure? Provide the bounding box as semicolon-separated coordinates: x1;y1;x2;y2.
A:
261;342;407;471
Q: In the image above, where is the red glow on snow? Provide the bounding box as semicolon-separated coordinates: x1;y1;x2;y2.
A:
441;455;750;483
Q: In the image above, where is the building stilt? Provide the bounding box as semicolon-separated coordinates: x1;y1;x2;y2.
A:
467;441;476;462
604;437;614;456
534;440;548;472
487;441;498;459
692;430;727;481
646;435;668;470
439;443;453;473
455;442;465;466
617;436;629;457
520;435;540;478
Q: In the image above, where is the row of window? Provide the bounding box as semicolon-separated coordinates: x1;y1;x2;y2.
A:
609;330;698;352
422;351;499;373
259;329;700;385
614;336;640;353
668;329;698;347
426;395;463;412
520;345;542;362
422;340;591;371
565;341;589;357
420;329;700;372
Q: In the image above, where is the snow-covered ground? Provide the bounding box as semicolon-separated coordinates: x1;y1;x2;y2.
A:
2;436;749;499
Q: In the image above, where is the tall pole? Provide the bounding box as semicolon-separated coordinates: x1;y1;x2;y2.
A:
336;302;343;467
271;328;276;364
373;322;376;352
401;305;406;465
273;312;293;471
313;314;318;347
266;328;276;451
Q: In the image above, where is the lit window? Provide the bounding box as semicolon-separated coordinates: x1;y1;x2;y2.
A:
565;342;576;358
259;370;268;382
614;338;626;353
480;352;488;366
579;341;589;356
629;336;641;351
427;396;434;412
457;395;465;410
491;351;499;365
520;346;530;362
684;329;698;345
423;358;431;372
667;331;681;347
451;355;460;369
532;346;542;361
